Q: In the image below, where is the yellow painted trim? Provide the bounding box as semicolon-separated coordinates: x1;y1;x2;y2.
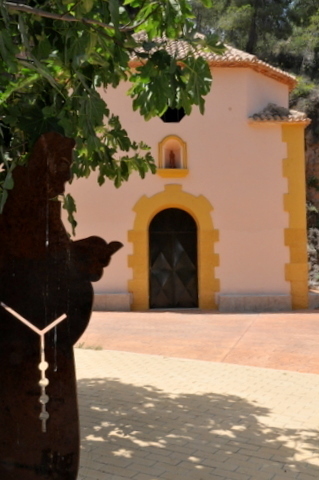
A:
249;120;311;126
158;135;187;169
128;184;220;310
157;168;189;178
282;124;308;309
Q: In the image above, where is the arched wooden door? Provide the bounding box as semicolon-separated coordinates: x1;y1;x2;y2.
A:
149;208;198;308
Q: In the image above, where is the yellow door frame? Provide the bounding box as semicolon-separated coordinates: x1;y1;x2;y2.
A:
128;184;220;310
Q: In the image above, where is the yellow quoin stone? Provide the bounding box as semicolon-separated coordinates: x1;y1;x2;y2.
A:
128;184;220;310
282;124;309;309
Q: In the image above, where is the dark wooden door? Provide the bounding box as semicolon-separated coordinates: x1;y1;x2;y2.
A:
149;208;198;308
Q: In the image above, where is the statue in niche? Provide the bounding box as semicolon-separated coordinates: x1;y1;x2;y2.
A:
168;149;176;168
0;132;122;480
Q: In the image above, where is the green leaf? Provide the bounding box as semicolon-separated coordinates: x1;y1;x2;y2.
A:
79;91;106;126
18;107;64;144
3;172;13;190
62;193;77;236
200;0;212;7
82;0;94;13
0;74;40;105
33;37;52;61
114;168;122;188
109;0;120;30
0;188;8;214
123;0;140;5
142;41;157;52
120;159;129;179
0;30;18;72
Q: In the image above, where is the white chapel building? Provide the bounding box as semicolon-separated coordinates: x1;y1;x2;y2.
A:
65;43;310;312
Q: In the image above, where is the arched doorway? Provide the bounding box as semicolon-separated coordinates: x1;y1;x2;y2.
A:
149;208;198;308
129;184;219;311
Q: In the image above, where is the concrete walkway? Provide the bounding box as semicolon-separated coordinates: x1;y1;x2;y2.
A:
75;311;319;480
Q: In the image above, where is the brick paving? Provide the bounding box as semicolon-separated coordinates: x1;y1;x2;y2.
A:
78;311;319;374
75;311;319;480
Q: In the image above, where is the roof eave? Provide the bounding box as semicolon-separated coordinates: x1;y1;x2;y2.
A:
207;60;297;91
248;119;311;126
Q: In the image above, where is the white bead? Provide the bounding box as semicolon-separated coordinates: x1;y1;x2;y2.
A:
38;361;49;371
39;411;50;421
39;378;49;387
39;394;49;404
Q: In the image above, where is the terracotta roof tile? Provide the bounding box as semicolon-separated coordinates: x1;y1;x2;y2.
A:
249;103;310;124
130;34;297;90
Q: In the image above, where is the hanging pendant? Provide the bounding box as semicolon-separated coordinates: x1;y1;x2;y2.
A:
39;334;50;432
0;302;67;432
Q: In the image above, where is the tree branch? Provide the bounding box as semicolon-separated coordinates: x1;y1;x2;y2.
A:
4;1;154;33
5;1;115;30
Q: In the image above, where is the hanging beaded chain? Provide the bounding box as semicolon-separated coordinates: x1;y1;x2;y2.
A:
0;302;67;433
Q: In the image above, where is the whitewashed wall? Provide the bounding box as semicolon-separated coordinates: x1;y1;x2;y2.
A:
64;66;290;301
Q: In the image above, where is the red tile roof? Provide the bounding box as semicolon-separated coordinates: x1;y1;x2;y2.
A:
130;34;297;90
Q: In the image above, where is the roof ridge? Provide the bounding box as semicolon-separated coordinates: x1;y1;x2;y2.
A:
130;34;297;90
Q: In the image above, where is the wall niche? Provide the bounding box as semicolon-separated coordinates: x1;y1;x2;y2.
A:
158;135;188;178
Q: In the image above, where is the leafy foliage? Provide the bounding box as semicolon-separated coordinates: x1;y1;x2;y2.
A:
0;0;222;221
190;0;319;136
190;0;292;56
289;77;316;105
190;0;319;79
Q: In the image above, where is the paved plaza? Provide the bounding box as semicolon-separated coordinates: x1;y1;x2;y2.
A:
75;311;319;480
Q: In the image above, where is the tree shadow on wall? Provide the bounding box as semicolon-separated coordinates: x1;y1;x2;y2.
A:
77;378;319;480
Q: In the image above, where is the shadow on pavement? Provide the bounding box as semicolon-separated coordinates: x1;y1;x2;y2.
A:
77;377;319;480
